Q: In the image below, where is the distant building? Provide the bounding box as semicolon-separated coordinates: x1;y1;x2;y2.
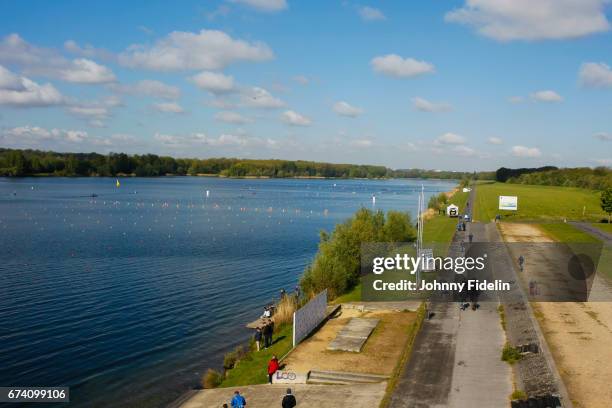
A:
447;204;459;217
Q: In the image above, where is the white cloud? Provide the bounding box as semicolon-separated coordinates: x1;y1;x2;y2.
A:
0;66;64;107
333;101;364;117
152;102;184;113
293;75;309;85
0;34;115;84
228;0;287;12
445;0;610;41
530;90;563;102
358;6;386;21
594;132;612;141
191;71;235;93
593;158;612;166
242;87;285;108
118;29;273;71
282;110;312;126
109;79;180;100
68;105;109;119
511;145;542;158
412;97;452;112
58;58;116;84
215;110;251;124
488;136;503;145
350;139;373;148
579;62;612;88
453;145;476;156
371;54;435;78
154;131;278;149
435;132;466;145
63;40;114;61
66;96;121;123
508;96;524;104
1;125;88;145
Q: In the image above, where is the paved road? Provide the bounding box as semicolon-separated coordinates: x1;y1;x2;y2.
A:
389;187;512;408
570;221;612;244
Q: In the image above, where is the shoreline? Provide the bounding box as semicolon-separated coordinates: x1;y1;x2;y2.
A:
0;174;462;181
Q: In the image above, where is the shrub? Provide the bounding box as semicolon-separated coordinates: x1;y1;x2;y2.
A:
223;350;239;369
501;343;522;364
274;295;297;328
300;208;416;299
202;369;223;389
510;390;528;400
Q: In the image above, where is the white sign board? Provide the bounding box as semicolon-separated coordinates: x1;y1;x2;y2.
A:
499;195;518;211
419;248;435;272
293;289;327;347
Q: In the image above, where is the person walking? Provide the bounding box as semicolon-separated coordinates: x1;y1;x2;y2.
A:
230;390;246;408
268;355;279;384
254;327;262;352
518;255;525;272
281;388;297;408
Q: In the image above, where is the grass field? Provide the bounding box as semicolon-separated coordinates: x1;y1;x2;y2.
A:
219;323;293;388
474;182;605;222
592;223;612;234
423;189;469;252
538;223;600;243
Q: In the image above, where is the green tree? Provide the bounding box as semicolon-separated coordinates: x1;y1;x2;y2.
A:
601;188;612;223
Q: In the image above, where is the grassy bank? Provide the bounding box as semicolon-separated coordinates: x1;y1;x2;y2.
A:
474;182;605;222
218;324;293;388
423;189;469;254
538;223;600;243
379;303;426;408
592;223;612;234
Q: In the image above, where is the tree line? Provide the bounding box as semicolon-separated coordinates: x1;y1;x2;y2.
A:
497;166;612;190
0;148;480;179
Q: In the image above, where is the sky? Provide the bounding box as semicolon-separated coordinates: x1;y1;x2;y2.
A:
0;0;611;171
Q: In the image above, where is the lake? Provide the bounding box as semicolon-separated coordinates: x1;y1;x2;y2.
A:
0;177;455;407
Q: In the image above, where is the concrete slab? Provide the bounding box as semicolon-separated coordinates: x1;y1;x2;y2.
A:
327;317;379;352
179;382;387;408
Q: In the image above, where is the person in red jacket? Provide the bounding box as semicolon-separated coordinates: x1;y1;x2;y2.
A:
267;355;279;384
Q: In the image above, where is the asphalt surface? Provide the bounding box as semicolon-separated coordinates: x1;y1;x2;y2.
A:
389;188;512;408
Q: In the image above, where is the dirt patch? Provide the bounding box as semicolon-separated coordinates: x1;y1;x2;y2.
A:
283;308;416;376
500;223;612;408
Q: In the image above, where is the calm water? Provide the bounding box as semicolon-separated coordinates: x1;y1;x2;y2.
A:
0;177;455;407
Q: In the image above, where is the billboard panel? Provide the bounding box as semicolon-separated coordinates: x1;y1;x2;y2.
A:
292;289;327;347
499;195;518;211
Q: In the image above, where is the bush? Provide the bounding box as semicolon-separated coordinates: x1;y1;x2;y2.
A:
501;343;522;364
300;208;416;299
510;390;528;400
223;350;238;370
202;369;223;389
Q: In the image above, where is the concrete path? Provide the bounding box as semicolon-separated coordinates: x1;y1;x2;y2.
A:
447;223;512;407
179;382;387;408
570;222;612;244
389;187;512;408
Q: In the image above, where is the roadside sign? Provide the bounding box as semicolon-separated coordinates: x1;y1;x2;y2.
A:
499;195;518;211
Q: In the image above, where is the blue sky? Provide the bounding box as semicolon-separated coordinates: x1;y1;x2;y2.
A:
0;0;611;171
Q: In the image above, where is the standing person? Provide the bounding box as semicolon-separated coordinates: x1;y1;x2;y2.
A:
268;355;279;384
518;255;525;272
468;233;473;243
254;327;262;352
294;285;300;301
282;388;297;408
263;321;272;349
230;390;246;408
